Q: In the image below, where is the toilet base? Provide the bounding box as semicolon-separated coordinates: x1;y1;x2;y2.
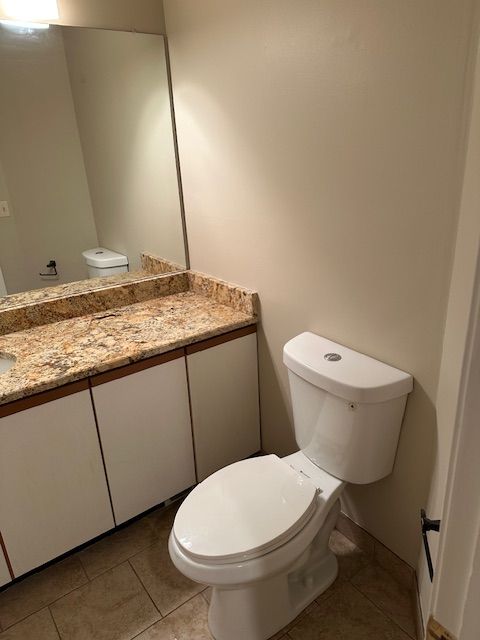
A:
208;500;340;640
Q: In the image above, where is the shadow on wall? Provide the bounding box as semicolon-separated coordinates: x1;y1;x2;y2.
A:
341;381;437;566
256;319;297;457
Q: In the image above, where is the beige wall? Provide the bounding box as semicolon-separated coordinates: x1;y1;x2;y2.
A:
63;28;186;271
0;159;26;294
0;25;98;293
0;0;166;34
164;0;475;564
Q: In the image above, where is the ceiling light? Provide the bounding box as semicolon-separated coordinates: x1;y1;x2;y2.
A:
0;0;59;21
0;19;49;30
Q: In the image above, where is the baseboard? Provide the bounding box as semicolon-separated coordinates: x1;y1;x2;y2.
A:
336;511;415;590
412;573;425;640
336;511;429;638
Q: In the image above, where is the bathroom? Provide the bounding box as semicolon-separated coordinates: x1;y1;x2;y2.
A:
0;0;479;639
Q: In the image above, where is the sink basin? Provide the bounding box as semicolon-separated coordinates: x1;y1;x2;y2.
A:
0;354;15;375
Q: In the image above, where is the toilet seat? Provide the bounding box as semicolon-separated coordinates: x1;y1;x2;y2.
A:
173;455;320;565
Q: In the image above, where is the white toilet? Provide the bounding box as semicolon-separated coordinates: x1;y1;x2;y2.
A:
82;247;128;279
169;332;413;640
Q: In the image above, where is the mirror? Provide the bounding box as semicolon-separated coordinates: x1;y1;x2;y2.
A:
0;23;188;301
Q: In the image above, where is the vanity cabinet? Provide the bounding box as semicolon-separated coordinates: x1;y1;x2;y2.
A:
0;384;114;577
91;351;196;525
187;329;261;481
0;543;11;587
0;325;260;582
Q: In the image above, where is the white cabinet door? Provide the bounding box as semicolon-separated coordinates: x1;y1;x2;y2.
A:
187;331;261;481
0;389;114;577
0;542;11;587
91;354;196;525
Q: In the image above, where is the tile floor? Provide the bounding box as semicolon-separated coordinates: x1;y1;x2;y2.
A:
0;502;417;640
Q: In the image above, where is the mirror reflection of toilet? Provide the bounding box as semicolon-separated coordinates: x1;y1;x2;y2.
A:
82;248;128;279
169;332;413;640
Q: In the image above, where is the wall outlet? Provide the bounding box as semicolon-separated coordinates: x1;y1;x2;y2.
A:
0;201;10;218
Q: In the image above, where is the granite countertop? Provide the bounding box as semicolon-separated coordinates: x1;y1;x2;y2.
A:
0;290;256;406
0;270;151;312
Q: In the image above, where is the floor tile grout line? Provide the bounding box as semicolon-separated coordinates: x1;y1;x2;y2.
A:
129;618;161;640
357;556;416;600
76;507;173;582
0;509;174;632
335;528;413;593
79;533;165;583
78;556;89;584
76;552;91;582
0;551;351;635
127;559;163;619
163;586;208;618
346;558;373;583
370;558;414;593
51;560;164;640
0;570;90;631
0;603;45;631
0;606;62;638
48;606;63;640
337;523;415;583
128;588;209;640
65;502;176;582
43;562;139;627
349;580;416;640
1;523;415;639
279;590;333;637
314;587;337;608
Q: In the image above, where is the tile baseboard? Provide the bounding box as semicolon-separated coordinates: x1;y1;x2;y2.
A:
336;511;425;637
336;509;425;639
413;574;425;640
336;511;415;590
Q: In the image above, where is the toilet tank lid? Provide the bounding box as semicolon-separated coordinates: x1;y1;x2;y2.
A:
82;247;128;268
283;332;413;404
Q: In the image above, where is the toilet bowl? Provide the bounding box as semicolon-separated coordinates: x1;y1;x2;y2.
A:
169;332;413;640
169;452;344;640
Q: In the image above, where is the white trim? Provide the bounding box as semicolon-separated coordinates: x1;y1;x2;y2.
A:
432;235;480;636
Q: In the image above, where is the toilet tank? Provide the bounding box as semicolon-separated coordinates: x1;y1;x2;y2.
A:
82;248;128;279
283;333;413;484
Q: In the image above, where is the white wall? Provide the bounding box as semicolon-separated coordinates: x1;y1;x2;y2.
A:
164;0;475;564
63;28;186;271
0;0;166;34
0;25;98;293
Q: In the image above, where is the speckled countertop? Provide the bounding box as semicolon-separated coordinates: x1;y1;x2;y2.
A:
0;252;184;312
0;290;256;405
0;270;149;312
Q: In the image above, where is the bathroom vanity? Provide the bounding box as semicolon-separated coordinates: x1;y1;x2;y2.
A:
0;271;260;586
0;17;261;590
